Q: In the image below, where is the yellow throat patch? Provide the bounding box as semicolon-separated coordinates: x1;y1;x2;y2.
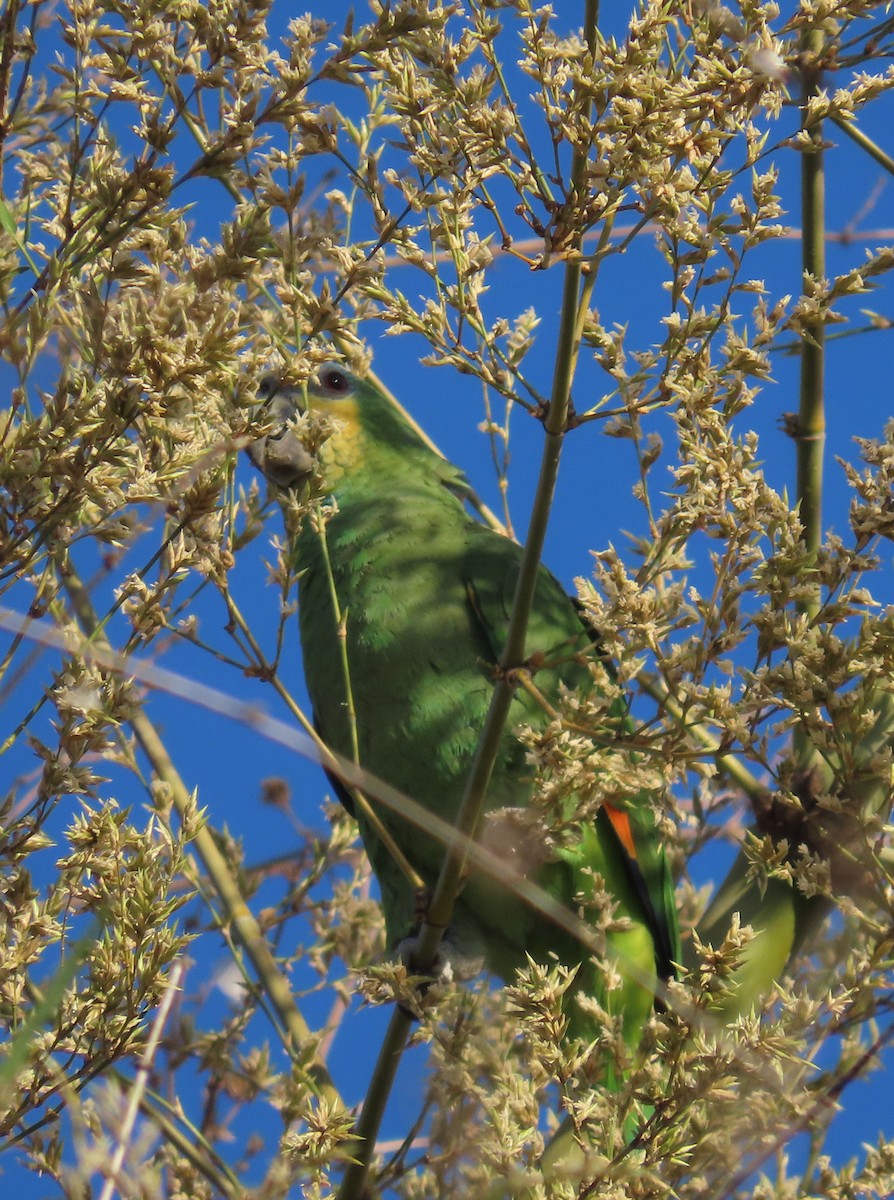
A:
306;389;365;487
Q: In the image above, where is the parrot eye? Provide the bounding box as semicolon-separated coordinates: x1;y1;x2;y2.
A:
258;373;280;400
318;366;353;397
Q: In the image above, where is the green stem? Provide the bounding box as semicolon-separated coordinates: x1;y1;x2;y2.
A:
798;72;826;564
224;584;426;892
316;504;361;764
335;4;602;1194
830;112;894;178
59;561;342;1112
638;672;767;804
131;1089;242;1199
794;32;826;760
419;0;593;973
335;1008;415;1200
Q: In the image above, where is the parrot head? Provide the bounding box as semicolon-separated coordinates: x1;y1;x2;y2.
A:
248;363;462;498
247;365;366;490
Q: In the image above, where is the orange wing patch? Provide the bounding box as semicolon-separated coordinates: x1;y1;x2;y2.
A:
604;803;637;861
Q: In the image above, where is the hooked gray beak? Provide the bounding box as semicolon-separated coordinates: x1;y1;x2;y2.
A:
247;375;315;490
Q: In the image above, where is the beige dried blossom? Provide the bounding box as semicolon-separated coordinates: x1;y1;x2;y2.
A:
2;2;894;1198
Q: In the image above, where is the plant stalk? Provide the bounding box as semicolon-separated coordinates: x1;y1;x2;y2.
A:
794;30;827;763
334;4;601;1194
60;562;342;1112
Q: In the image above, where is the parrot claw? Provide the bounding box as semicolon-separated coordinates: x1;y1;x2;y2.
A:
393;934;485;984
395;889;486;985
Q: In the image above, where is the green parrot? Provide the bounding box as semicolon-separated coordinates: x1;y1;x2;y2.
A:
249;362;681;1047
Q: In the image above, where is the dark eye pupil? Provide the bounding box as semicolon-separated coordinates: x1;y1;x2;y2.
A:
258;373;279;399
322;367;349;394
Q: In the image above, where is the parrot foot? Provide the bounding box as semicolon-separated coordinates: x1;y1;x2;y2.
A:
393;933;485;984
405;890;485;978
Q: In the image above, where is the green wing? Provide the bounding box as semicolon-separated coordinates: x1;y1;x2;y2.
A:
462;526;680;1038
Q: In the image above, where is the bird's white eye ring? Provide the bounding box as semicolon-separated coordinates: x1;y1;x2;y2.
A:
319;366;352;396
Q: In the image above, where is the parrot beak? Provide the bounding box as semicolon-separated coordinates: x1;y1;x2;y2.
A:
247;374;316;490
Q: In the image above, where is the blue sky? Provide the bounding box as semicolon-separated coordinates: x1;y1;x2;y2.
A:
3;1;894;1194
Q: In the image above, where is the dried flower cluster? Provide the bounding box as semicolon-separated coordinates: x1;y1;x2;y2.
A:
2;2;894;1198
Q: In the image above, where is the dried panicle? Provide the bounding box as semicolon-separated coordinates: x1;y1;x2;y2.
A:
3;1;894;1197
279;1098;358;1171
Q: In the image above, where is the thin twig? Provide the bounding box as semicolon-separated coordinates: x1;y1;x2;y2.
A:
335;4;602;1195
98;961;185;1200
793;28;827;767
54;569;343;1112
